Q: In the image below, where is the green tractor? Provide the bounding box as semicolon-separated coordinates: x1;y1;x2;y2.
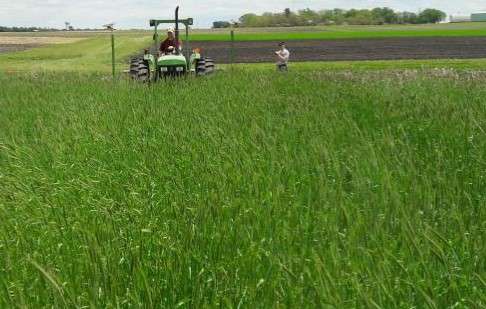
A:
129;6;214;82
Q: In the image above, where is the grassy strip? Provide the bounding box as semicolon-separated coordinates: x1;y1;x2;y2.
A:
0;70;485;307
223;58;486;71
0;35;151;72
192;22;486;41
190;28;486;41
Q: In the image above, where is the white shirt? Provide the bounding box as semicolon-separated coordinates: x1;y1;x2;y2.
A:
276;48;290;65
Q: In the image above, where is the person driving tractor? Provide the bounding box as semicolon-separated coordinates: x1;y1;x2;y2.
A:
160;28;181;54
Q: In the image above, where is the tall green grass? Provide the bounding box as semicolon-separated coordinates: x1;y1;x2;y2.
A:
0;69;485;307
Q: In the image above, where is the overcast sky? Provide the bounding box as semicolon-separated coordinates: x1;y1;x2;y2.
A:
1;0;485;29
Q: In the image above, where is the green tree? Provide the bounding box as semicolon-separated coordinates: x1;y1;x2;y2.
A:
284;8;291;18
332;9;346;24
298;8;320;25
397;11;418;24
346;10;377;25
344;9;359;19
372;7;398;24
239;13;258;27
418;9;446;23
234;7;445;27
260;12;274;27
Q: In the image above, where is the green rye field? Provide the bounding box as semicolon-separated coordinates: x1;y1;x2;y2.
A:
1;23;486;307
1;69;485;308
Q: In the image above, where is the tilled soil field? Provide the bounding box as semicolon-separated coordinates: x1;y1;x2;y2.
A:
0;44;39;53
0;37;85;54
193;37;486;63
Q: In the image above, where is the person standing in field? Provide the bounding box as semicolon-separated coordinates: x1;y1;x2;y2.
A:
275;42;290;71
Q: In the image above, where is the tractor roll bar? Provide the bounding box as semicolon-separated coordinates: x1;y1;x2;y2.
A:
175;6;179;55
150;7;193;59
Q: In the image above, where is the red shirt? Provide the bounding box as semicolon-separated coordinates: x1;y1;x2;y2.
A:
160;38;181;53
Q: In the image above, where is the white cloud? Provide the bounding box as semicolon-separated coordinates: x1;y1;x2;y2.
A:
0;0;485;28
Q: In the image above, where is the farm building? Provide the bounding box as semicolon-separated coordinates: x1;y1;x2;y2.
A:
449;15;471;23
471;13;486;22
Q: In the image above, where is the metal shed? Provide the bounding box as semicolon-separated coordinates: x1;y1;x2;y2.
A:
471;13;486;22
450;15;471;23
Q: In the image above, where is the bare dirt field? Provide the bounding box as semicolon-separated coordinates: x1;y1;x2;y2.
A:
195;37;486;63
0;36;85;53
0;44;40;53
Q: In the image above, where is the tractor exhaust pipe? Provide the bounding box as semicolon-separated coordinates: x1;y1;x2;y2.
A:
175;6;180;55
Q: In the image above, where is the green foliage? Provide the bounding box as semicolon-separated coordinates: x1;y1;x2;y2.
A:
319;9;346;25
228;7;446;27
345;9;377;25
397;11;419;24
239;13;259;26
0;69;485;307
0;26;60;32
298;8;321;25
419;9;447;24
372;7;398;24
0;26;102;32
284;8;291;18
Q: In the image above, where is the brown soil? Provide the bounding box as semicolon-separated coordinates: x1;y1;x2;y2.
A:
190;37;486;63
0;36;84;45
0;44;39;53
0;37;85;54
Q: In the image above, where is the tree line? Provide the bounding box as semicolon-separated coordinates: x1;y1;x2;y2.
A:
0;26;61;32
213;8;447;28
0;26;102;32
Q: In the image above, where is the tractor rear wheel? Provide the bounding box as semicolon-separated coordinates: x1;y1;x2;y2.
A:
129;57;150;82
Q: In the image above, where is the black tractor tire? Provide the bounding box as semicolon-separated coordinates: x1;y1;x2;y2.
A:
129;57;150;82
195;58;206;76
204;57;215;74
195;57;215;76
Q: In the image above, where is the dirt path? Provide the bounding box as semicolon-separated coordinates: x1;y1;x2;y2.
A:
191;37;486;63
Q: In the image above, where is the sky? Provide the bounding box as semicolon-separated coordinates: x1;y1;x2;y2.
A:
1;0;485;29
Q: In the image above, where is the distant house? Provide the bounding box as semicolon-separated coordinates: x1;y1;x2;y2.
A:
471;13;486;22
